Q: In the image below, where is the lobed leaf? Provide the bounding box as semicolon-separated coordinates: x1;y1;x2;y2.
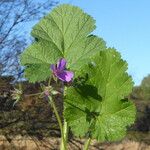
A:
64;49;136;141
20;4;106;82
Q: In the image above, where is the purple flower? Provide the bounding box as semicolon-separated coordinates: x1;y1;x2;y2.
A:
51;58;74;82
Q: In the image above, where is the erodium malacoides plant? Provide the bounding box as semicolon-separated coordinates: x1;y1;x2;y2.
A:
19;4;136;150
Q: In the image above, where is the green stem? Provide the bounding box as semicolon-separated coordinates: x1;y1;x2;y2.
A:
63;86;68;146
48;96;66;150
63;120;68;143
83;138;91;150
48;76;52;86
24;92;42;97
60;120;68;150
60;86;68;150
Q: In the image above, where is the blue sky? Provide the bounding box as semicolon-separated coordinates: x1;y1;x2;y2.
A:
26;0;150;85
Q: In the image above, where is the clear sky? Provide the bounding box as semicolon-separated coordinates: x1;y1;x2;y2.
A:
26;0;150;85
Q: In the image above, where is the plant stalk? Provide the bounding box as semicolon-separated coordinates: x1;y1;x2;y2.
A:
83;138;91;150
60;85;68;150
60;120;68;150
48;96;66;150
24;92;42;97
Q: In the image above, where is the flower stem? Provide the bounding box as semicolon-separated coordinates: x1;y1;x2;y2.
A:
48;76;52;86
60;85;68;150
48;96;66;150
83;138;91;150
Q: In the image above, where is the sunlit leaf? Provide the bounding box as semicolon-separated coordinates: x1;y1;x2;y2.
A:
20;4;106;82
64;49;136;141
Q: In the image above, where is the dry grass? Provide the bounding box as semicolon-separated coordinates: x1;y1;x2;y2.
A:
0;135;150;150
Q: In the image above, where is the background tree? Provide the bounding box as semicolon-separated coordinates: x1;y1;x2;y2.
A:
131;86;144;100
131;74;150;101
0;0;58;80
141;74;150;100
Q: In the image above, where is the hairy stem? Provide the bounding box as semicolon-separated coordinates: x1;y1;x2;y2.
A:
83;138;91;150
48;96;66;150
60;120;68;150
60;86;68;150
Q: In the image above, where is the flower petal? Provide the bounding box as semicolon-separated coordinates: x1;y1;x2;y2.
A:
57;58;67;71
64;71;74;82
50;64;56;71
56;71;74;82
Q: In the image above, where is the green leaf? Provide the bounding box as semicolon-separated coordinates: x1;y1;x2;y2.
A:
24;64;51;83
64;49;136;141
20;4;106;82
